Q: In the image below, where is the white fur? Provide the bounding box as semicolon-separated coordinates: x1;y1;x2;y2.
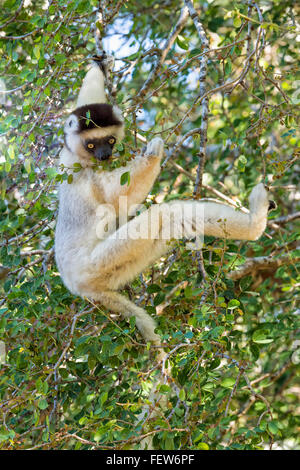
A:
56;149;269;345
80;125;124;142
77;65;107;107
55;65;270;347
55;63;272;449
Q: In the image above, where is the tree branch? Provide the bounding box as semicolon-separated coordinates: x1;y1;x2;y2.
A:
132;6;189;104
184;0;210;198
227;249;300;281
0;0;25;29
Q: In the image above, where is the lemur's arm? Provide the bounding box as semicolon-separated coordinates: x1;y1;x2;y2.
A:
100;138;164;212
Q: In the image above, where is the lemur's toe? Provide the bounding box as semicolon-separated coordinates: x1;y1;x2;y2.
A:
268;200;277;211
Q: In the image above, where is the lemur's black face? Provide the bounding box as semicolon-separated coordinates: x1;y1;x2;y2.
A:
64;103;124;165
83;136;116;161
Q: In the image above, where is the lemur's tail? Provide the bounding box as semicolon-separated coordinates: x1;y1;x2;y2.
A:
76;65;106;107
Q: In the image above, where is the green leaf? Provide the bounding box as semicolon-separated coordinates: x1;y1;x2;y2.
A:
24;159;31;173
176;35;189;50
7;145;15;160
146;284;161;293
227;299;240;309
197;442;209;450
209;358;221;370
238;155;247;165
225;60;232;75
159;384;171;393
252;329;274;344
250;343;260;361
88;355;96;371
100;391;108;406
115;142;124;152
85;110;91;125
120;171;130;186
202;382;215;391
82;26;90;37
221;377;236;388
44;86;51;97
4;162;11;172
268;422;278;435
189;48;202;58
33;46;41;59
54;54;65;65
38;398;48;410
233;16;242;28
153;291;165;306
73;162;82;173
193;431;204;443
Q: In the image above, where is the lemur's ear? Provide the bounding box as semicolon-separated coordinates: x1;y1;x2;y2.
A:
112;105;125;141
112;105;123;123
64;114;79;134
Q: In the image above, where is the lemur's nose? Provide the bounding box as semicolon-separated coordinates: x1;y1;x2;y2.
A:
94;145;112;161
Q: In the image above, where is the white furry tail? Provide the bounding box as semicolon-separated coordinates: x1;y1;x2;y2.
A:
76;65;106;107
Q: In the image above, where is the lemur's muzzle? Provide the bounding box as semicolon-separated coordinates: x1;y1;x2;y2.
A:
94;144;112;161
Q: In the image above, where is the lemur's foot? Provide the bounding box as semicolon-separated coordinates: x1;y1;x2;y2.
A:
145;137;164;159
250;184;276;212
249;183;269;213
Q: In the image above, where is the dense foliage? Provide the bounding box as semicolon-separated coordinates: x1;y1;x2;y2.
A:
0;0;299;450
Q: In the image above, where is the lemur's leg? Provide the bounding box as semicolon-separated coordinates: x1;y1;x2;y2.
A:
202;183;270;240
81;183;270;344
93;290;161;344
91;182;269;276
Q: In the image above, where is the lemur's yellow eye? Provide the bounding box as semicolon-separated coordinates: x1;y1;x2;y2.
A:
108;138;115;145
87;143;94;149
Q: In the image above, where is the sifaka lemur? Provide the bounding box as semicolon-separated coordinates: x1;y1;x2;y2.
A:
55;56;273;349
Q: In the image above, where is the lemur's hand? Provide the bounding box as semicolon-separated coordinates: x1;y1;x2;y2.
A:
144;137;164;159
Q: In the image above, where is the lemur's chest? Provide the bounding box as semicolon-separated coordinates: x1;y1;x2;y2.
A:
68;172;117;239
74;171;106;207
